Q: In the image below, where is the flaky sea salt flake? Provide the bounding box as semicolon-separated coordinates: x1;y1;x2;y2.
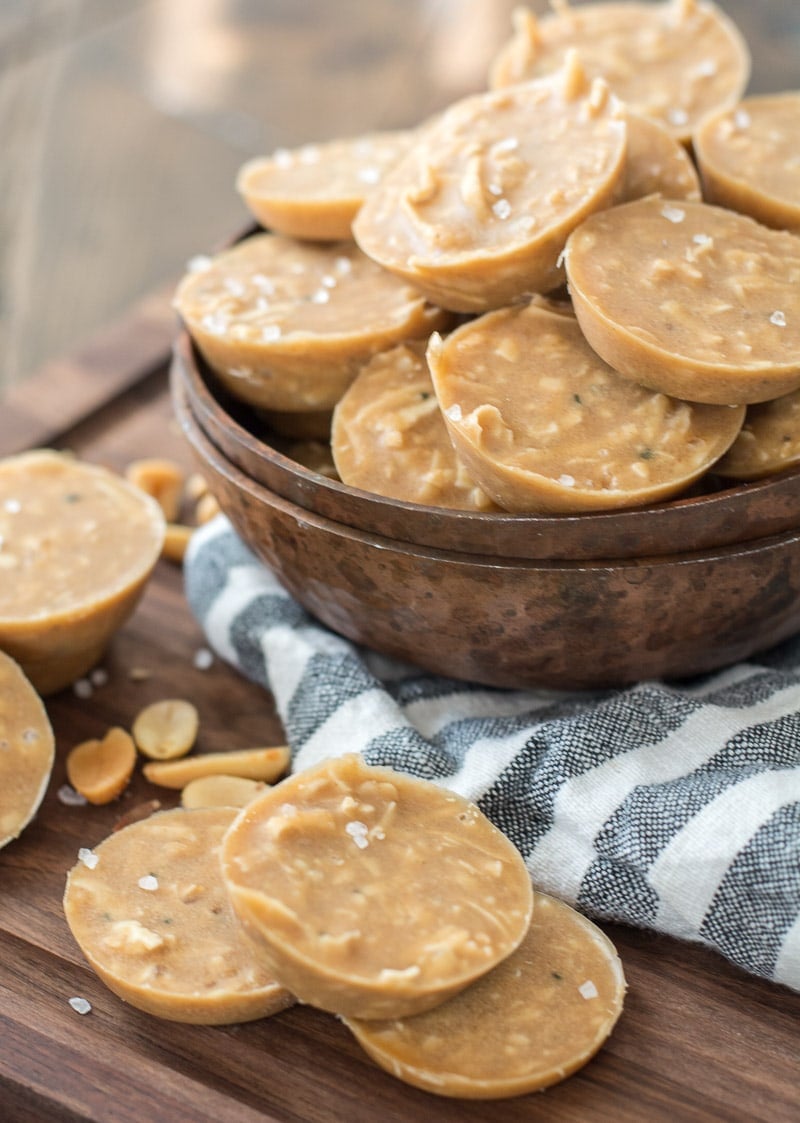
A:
770;310;787;327
345;821;369;850
193;647;214;671
138;874;159;891
492;198;512;220
78;847;99;870
579;979;599;999
661;205;685;224
69;996;92;1015
58;784;87;807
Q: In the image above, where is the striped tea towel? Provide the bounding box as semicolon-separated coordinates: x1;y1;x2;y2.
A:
185;516;800;992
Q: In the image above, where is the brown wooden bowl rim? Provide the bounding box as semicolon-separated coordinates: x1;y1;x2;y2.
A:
173;325;800;562
173;361;800;572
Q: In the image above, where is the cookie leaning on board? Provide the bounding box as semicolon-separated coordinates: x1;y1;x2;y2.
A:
173;0;800;518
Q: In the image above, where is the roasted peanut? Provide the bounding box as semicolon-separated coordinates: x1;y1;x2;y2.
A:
125;458;186;522
144;746;290;789
132;699;199;760
66;727;137;804
181;774;266;810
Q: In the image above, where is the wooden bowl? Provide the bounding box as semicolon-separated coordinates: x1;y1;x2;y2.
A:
173;329;800;561
173;365;800;690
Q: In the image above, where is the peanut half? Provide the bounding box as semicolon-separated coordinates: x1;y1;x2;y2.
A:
181;774;266;810
125;458;186;522
132;699;199;760
144;746;290;789
66;727;137;804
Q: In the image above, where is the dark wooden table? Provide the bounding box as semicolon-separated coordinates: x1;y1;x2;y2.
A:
2;2;800;1119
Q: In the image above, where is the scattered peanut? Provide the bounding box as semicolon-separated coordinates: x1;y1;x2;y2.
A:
132;699;199;760
143;746;290;789
184;472;210;503
125;458;186;522
66;727;137;805
181;774;266;810
195;492;221;525
161;523;194;564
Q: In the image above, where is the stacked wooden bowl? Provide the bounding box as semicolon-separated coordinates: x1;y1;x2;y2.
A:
171;332;800;690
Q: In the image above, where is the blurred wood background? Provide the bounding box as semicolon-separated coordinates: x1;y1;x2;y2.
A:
1;0;798;389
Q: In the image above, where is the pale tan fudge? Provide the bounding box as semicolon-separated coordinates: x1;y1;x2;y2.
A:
565;196;800;405
331;343;498;511
489;0;750;144
0;450;165;694
621;112;701;203
427;303;744;514
0;651;54;849
221;754;533;1020
237;130;416;241
346;892;625;1099
63;807;294;1024
174;234;448;413
353;55;627;313
715;389;800;481
694;93;800;234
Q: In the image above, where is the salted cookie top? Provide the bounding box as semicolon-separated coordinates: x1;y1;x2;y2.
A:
693;93;800;233
565;196;800;404
621;112;701;203
331;343;498;511
427;302;744;513
237;129;416;241
0;651;54;850
489;0;750;143
221;753;533;1020
353;54;626;312
345;891;626;1099
715;389;800;482
0;450;165;694
174;234;446;412
63;807;294;1024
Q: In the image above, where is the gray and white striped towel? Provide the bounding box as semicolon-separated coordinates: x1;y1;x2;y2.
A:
186;515;800;992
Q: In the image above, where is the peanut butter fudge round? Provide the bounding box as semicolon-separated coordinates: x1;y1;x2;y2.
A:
345;892;626;1099
427;302;744;513
221;754;533;1020
63;807;294;1024
694;93;800;234
0;651;54;850
714;389;800;481
0;450;165;694
565;196;800;405
489;0;750;143
174;234;447;413
621;112;701;203
331;343;498;510
353;55;626;313
237;129;416;241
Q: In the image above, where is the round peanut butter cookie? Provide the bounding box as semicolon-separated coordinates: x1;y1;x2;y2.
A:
237;130;416;241
621;112;701;203
0;450;165;694
693;93;800;234
715;389;800;481
353;54;626;312
345;891;626;1100
63;807;294;1024
331;342;498;510
0;651;54;850
565;196;800;405
221;754;533;1020
174;234;448;413
427;302;744;513
489;0;750;143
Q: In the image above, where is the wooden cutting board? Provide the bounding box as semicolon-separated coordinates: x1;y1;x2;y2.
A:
0;295;798;1123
